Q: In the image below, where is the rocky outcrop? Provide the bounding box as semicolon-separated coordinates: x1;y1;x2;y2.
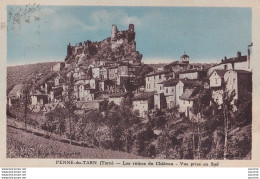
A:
65;24;142;66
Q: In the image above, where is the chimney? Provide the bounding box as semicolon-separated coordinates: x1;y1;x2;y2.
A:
224;56;227;61
237;51;241;57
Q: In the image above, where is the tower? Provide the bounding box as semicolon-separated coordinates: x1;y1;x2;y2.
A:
180;52;189;64
129;24;134;32
111;24;118;41
127;24;135;42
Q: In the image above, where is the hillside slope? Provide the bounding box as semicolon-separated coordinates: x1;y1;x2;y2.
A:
7;126;143;159
7;62;59;93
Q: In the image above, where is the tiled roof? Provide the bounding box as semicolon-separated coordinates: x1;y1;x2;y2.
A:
30;91;47;96
181;54;189;58
180;79;203;87
51;87;63;95
232;70;252;74
179;69;207;74
212;55;248;68
145;70;168;77
223;56;247;64
161;79;179;87
132;91;156;100
8;84;24;97
213;70;228;79
179;88;199;101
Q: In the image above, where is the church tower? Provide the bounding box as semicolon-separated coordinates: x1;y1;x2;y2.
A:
181;52;189;64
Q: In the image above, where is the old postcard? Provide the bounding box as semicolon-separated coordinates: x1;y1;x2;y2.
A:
0;0;260;167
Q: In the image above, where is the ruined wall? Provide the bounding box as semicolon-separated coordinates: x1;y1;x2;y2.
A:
65;24;141;66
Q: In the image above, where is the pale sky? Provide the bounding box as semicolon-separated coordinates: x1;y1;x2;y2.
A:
7;6;252;65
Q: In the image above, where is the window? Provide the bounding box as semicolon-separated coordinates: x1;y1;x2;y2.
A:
159;75;161;79
215;78;218;84
166;88;168;93
224;65;227;70
233;78;236;83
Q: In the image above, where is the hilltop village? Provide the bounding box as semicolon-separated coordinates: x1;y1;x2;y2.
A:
8;24;252;119
7;24;253;159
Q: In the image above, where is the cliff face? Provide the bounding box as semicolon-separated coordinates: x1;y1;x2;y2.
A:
65;24;142;67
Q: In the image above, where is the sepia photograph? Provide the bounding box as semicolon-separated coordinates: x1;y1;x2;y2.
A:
3;4;256;163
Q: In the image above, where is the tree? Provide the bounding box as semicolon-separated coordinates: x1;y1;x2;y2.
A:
191;87;211;159
63;73;77;144
45;108;66;136
222;89;235;159
16;83;32;131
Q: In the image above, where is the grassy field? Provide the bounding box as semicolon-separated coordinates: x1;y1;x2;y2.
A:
7;126;143;159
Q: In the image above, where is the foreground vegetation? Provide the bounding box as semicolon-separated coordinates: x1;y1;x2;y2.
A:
7;125;143;159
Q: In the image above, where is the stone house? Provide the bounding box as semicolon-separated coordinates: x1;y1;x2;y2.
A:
161;79;179;108
78;84;95;101
90;78;98;89
209;70;227;105
49;87;63;103
30;91;48;105
176;79;203;108
132;91;156;117
62;83;69;99
53;74;61;87
100;66;109;80
73;85;79;100
207;51;251;76
163;53;190;72
117;75;135;86
108;66;118;80
224;70;252;103
8;84;25;106
51;62;65;72
73;70;87;81
92;66;100;79
179;88;199;116
99;79;115;92
108;92;133;106
118;65;129;76
145;71;168;92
